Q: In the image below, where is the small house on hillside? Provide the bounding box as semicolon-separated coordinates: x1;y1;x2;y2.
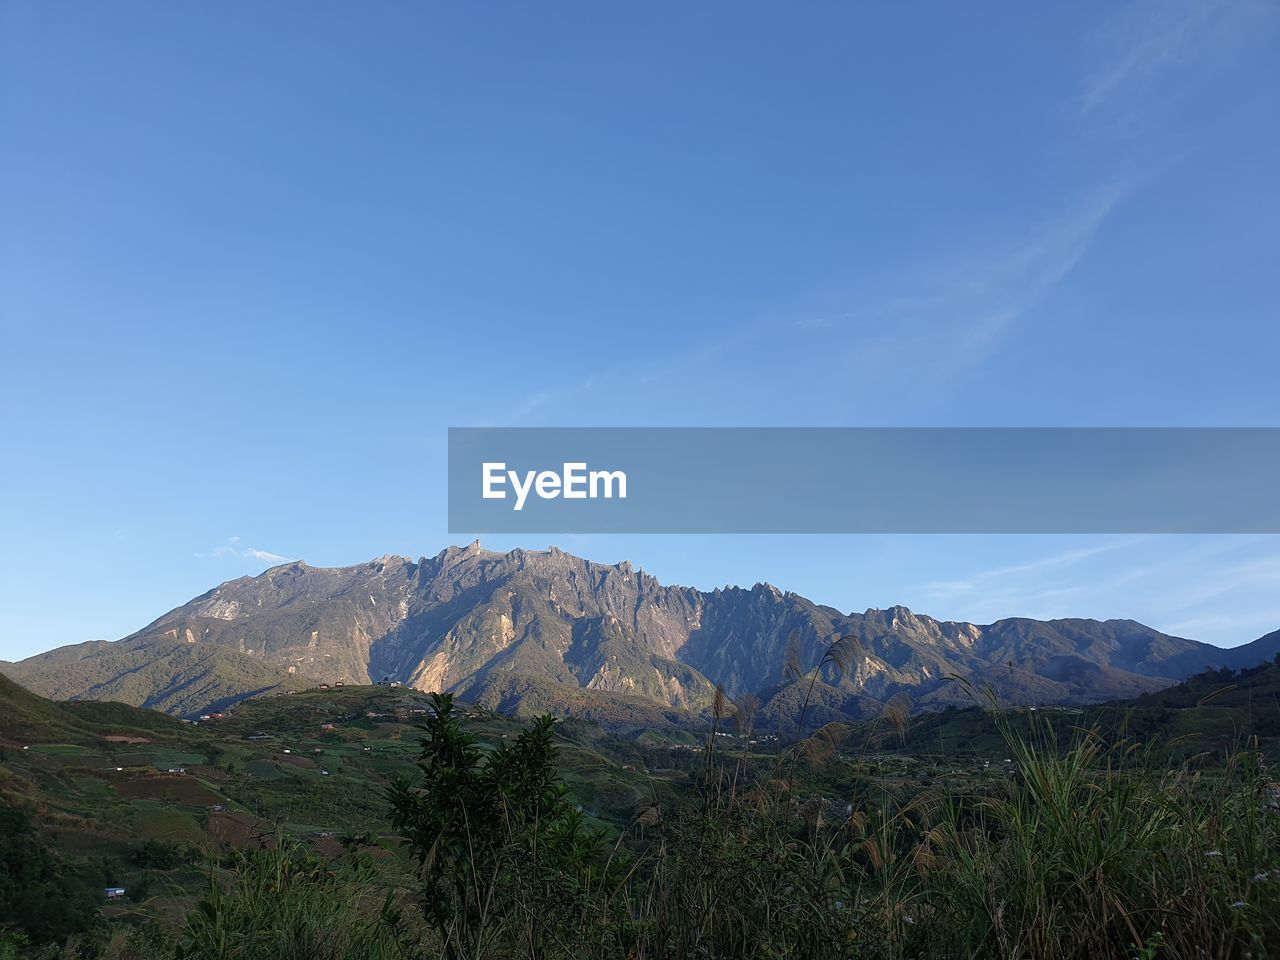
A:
104;887;126;900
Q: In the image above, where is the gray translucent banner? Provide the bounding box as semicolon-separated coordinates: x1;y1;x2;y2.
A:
447;428;1280;533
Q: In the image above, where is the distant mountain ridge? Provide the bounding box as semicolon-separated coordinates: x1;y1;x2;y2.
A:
4;544;1278;723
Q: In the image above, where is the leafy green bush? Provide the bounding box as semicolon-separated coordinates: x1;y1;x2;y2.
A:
387;693;615;960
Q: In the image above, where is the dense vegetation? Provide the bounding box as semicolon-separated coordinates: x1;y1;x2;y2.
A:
0;803;106;952
3;661;1280;958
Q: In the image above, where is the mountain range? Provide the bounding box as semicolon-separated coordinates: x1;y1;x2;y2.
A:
4;543;1278;725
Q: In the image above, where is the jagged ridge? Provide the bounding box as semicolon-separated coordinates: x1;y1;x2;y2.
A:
4;544;1278;722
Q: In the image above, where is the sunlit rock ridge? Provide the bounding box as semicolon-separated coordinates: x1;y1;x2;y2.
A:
4;543;1278;723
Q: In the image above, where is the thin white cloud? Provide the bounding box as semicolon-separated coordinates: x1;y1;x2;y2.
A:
455;184;1123;428
792;317;833;331
509;391;550;422
451;4;1275;429
801;187;1126;379
197;538;292;566
467;389;554;428
923;539;1141;601
1164;609;1280;641
1078;0;1274;125
968;192;1122;354
243;547;291;564
915;536;1280;646
1079;0;1223;116
1156;554;1280;612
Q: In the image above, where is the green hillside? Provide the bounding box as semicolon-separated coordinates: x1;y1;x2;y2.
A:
875;657;1280;759
2;638;311;716
0;681;677;902
0;672;187;745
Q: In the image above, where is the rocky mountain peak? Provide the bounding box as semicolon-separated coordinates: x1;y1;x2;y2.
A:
6;546;1277;724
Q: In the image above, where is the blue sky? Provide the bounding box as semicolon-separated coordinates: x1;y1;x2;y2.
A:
2;1;1279;660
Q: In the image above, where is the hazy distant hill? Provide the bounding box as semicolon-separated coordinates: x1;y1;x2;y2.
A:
891;652;1280;758
1132;651;1280;715
4;544;1277;721
1;637;310;716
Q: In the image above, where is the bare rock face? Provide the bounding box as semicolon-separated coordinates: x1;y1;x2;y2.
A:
5;545;1277;722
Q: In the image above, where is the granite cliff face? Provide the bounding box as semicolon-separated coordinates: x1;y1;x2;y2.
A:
6;543;1278;722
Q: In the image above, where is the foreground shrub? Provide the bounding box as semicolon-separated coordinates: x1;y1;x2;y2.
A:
388;694;616;960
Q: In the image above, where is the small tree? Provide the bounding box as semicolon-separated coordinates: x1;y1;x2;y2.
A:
387;693;610;959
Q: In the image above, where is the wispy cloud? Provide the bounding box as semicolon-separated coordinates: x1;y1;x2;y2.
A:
454;187;1120;429
195;537;291;566
456;176;1124;427
781;2;1266;384
508;391;550;422
243;547;291;563
1164;608;1280;640
793;186;1126;376
1078;0;1275;130
1156;554;1280;613
957;191;1123;361
1079;0;1225;117
466;320;767;427
922;539;1142;601
910;536;1280;646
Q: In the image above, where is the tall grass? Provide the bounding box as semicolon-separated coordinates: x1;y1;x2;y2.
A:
171;844;416;960
922;703;1280;958
616;686;1280;959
